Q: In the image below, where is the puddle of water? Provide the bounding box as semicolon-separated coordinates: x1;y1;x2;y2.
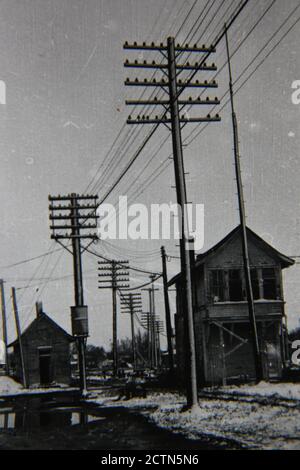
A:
0;395;105;431
0;409;105;430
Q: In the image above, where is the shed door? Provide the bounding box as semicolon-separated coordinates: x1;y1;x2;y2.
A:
39;348;52;385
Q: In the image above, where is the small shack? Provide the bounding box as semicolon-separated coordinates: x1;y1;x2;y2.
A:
9;303;74;388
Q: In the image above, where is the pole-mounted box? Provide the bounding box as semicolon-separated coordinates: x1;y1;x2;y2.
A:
71;306;89;337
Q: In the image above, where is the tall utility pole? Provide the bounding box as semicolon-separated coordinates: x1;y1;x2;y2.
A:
140;309;151;367
49;193;99;394
150;275;159;369
225;27;263;382
161;247;174;372
98;260;129;376
11;287;27;388
142;282;159;369
155;319;164;367
120;293;142;370
124;38;221;408
141;309;154;368
141;312;163;370
0;280;9;375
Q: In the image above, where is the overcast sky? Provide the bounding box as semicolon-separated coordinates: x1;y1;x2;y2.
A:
0;0;299;349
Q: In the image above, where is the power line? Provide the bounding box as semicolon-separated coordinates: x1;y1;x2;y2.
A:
175;0;201;37
185;0;300;145
79;0;276;230
86;247;162;276
20;248;65;329
178;0;278;144
93;0;211;195
84;0;196;196
95;0;249;207
86;0;229;200
104;1;233;213
120;276;162;291
84;0;177;194
0;246;63;270
117;0;289;200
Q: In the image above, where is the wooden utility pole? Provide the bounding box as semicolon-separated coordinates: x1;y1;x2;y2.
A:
161;247;174;372
0;280;9;375
142;283;159;369
98;260;129;375
71;194;87;393
141;291;153;368
148;289;153;367
124;38;221;409
167;37;198;407
150;275;160;369
11;287;27;388
120;293;142;370
49;193;99;394
155;319;164;367
225;27;263;382
130;299;137;370
112;262;117;374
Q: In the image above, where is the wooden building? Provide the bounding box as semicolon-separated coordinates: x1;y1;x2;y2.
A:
9;304;74;388
169;226;294;386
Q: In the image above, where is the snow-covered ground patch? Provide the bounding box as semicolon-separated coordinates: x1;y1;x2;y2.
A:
89;385;300;450
0;376;23;396
0;375;76;397
216;381;300;401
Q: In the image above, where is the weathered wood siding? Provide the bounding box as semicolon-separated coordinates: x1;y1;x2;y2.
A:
204;230;282;270
207;301;284;320
14;315;72;387
177;315;284;384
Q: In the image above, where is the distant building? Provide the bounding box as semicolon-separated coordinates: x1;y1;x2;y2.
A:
9;304;74;388
169;226;295;386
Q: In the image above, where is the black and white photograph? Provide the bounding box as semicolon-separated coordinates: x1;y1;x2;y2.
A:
0;0;299;455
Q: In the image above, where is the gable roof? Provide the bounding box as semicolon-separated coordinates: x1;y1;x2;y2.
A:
168;225;295;286
8;312;74;347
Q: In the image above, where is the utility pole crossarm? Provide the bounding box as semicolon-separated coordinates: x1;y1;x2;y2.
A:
124;79;218;88
124;60;217;72
123;41;216;53
123;38;221;130
126;98;220;106
127;115;221;125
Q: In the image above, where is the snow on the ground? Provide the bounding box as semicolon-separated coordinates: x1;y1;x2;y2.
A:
0;376;76;397
216;381;300;401
88;385;300;450
0;376;23;395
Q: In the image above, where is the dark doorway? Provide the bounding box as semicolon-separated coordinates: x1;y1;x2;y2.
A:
39;348;52;385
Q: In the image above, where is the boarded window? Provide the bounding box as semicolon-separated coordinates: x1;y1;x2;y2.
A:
228;269;243;301
210;270;225;302
262;268;277;300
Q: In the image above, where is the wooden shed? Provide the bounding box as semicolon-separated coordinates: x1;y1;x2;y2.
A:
9;305;74;388
169;226;295;386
